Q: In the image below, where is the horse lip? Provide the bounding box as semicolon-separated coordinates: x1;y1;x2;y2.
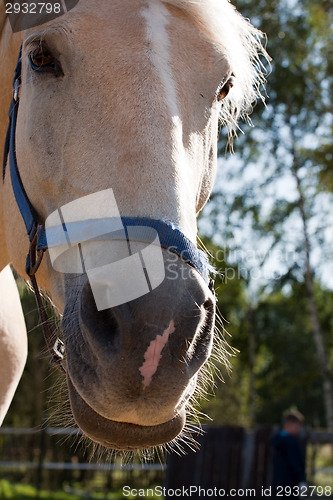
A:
67;376;186;450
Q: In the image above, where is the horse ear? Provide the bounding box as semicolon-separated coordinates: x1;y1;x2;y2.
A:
64;0;80;10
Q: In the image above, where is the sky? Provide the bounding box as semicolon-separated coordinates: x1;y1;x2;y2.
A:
199;154;333;294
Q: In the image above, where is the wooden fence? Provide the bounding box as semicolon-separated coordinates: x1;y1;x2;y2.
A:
1;425;332;496
0;426;165;495
165;426;333;498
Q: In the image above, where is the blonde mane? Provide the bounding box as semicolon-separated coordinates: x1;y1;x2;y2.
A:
164;0;269;136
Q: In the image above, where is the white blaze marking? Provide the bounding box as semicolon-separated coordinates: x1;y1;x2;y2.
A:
142;1;179;117
142;1;196;241
139;320;175;388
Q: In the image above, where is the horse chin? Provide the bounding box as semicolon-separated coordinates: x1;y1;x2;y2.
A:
67;376;186;450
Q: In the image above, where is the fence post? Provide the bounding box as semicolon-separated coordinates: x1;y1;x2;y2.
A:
36;418;48;496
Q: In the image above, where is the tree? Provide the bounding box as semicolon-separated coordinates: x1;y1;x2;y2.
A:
198;238;333;427
200;0;333;426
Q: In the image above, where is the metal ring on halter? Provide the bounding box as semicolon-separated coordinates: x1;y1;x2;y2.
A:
13;78;20;103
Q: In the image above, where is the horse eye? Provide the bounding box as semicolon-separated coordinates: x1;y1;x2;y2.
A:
217;75;235;101
29;45;63;76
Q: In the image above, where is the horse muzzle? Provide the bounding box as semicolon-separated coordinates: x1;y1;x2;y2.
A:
61;250;215;450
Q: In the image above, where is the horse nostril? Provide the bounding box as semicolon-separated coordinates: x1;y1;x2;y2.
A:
79;281;122;354
202;296;216;341
183;296;215;374
203;296;216;328
204;295;215;312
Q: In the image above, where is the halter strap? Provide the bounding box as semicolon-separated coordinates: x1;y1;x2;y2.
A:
2;46;214;371
2;45;39;242
2;46;66;371
38;217;211;282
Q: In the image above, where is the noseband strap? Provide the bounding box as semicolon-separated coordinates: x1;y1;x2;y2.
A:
3;46;213;372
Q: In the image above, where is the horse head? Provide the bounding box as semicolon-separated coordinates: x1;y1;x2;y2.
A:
0;0;266;451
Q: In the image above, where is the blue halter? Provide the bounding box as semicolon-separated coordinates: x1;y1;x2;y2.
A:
3;46;212;285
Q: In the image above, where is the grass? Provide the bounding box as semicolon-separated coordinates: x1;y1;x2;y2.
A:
0;480;165;499
0;480;79;499
0;480;124;499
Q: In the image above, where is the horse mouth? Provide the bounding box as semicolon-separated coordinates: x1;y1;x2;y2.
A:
67;377;186;450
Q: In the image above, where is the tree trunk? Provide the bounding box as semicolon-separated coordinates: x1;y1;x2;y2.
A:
292;165;333;429
247;306;256;427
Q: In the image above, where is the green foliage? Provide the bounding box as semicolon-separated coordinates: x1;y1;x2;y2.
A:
0;480;129;499
199;236;333;427
3;278;62;428
252;283;329;425
199;0;333;427
0;480;77;499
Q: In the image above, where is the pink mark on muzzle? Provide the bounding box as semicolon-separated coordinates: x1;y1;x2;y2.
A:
139;320;175;389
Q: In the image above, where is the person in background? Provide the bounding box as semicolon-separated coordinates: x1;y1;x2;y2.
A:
272;410;306;497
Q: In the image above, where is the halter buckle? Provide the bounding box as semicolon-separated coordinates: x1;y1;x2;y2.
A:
53;338;65;358
27;224;45;277
51;339;66;373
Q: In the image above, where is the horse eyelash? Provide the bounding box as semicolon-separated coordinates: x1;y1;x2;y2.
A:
28;44;63;77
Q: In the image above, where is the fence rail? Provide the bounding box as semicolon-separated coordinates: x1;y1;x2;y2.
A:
1;425;333;495
0;426;165;469
0;426;165;496
0;461;164;471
